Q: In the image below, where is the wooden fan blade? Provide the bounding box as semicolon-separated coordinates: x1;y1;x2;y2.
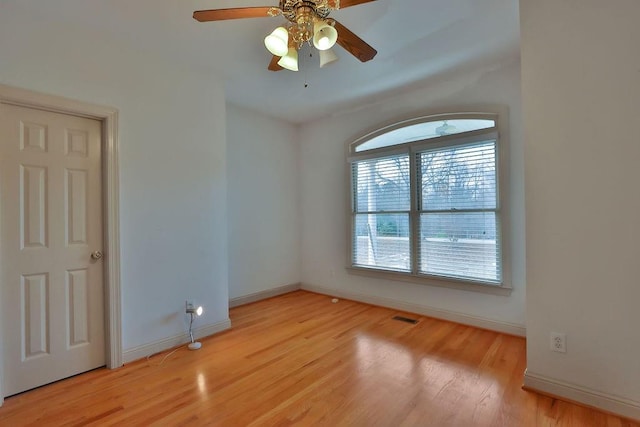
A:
335;0;376;9
332;20;377;62
193;7;278;22
268;55;284;71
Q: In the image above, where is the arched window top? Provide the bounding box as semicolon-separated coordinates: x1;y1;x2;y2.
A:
351;113;497;154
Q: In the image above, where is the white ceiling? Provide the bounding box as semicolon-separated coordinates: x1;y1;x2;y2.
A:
10;0;520;124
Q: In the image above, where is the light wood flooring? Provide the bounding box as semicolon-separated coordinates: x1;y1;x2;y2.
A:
0;290;637;426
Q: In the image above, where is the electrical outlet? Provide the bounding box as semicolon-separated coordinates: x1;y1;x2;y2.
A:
550;332;566;353
186;299;195;313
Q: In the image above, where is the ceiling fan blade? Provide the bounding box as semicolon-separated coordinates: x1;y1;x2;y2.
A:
334;0;377;9
193;7;278;22
268;55;284;71
332;20;377;62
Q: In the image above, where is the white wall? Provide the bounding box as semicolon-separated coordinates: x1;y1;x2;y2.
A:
226;104;300;299
299;58;526;332
521;0;640;417
0;3;229;354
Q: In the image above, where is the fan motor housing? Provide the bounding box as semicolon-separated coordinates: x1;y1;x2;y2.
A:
280;0;332;22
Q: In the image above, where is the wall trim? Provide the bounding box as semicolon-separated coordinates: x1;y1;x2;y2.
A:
122;319;231;364
300;283;526;337
524;370;640;422
0;84;122;406
229;283;301;308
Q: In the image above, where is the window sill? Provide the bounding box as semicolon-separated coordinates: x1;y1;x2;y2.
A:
346;266;513;296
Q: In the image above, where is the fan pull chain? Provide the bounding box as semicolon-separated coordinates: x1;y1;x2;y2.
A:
304;50;313;88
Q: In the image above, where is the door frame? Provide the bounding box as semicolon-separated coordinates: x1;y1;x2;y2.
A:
0;84;122;405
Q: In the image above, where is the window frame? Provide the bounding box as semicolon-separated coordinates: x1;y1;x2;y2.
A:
346;110;512;295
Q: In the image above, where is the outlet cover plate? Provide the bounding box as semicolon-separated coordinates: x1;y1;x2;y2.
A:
550;332;567;353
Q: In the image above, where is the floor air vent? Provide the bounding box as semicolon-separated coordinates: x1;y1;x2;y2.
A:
392;315;419;324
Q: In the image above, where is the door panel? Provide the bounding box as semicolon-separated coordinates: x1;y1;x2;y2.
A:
67;268;89;346
66;168;88;245
21;165;49;249
22;273;49;358
1;103;105;396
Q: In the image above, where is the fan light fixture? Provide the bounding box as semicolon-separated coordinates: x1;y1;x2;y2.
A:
264;14;338;71
264;26;289;56
436;121;457;136
278;47;299;71
313;20;338;51
319;48;339;67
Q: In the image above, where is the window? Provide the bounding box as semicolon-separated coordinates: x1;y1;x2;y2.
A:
349;113;509;293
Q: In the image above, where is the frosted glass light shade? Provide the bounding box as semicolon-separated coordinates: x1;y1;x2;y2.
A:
319;48;339;67
277;47;299;71
264;27;289;56
313;21;338;51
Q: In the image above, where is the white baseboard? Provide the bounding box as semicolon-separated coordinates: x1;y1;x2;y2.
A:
524;370;640;421
300;282;526;337
229;283;301;308
122;318;231;364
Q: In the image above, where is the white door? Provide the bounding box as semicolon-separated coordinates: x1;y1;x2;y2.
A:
0;103;105;396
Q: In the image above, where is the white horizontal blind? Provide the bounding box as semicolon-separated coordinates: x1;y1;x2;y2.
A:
352;154;411;272
417;140;501;283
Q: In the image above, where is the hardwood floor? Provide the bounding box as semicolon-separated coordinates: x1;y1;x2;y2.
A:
0;290;637;426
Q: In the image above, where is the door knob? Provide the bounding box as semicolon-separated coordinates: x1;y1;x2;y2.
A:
91;251;103;260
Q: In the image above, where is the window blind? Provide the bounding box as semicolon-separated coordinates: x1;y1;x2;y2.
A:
417;140;500;283
352;154;411;272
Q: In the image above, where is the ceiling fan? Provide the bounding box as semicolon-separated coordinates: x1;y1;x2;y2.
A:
193;0;378;72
